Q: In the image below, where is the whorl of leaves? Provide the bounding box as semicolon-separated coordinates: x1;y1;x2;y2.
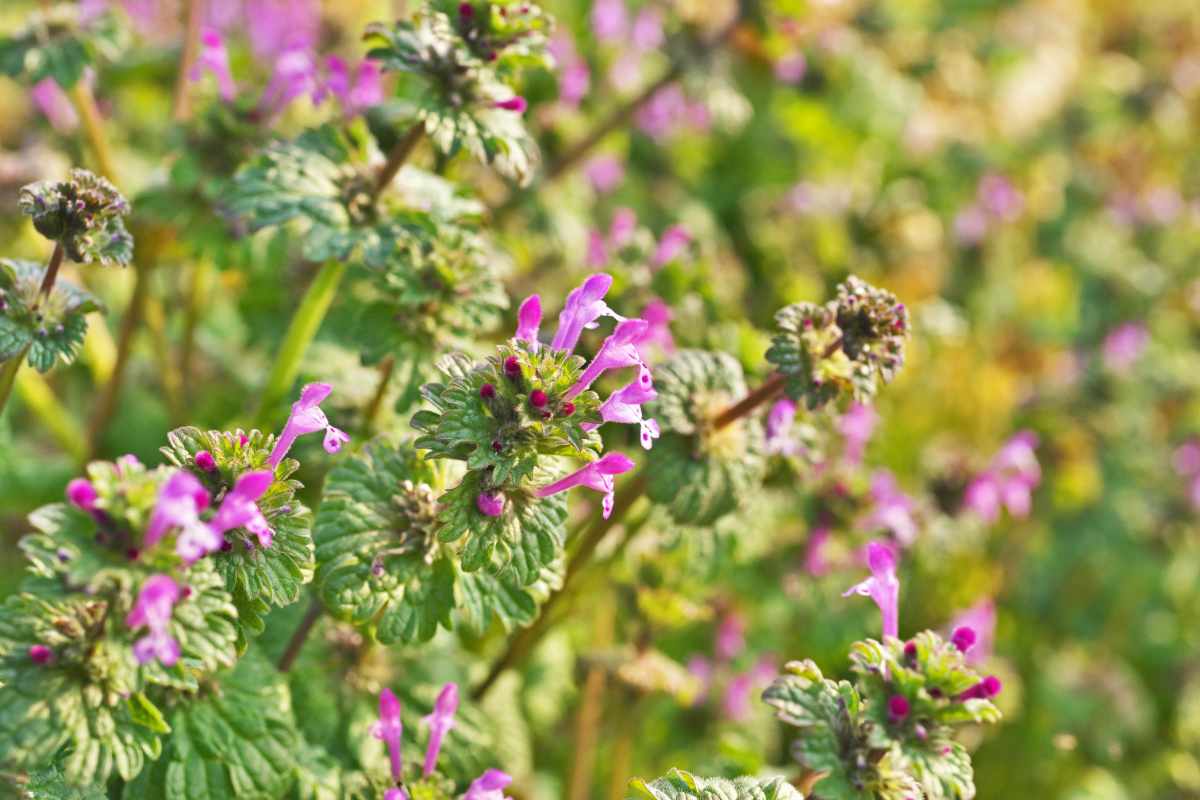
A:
365;7;543;185
161;427;316;645
767;276;908;410
644;350;766;526
0;4;126;89
627;768;804;800
764;632;1000;800
0;259;102;372
18;169;133;266
314;438;562;644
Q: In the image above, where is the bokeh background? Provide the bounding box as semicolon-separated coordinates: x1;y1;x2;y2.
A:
2;0;1200;798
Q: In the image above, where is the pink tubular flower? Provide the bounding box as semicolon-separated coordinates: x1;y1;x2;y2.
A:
587;230;608;267
464;769;513;800
958;675;1002;701
861;471;918;546
536;452;636;518
804;525;831;576
637;298;676;361
316;56;383;117
608;208;637;249
245;0;319;63
268;383;349;466
1102;322;1148;373
630;7;664;51
567;319;650;398
384;790;409;800
30;78;79;132
514;295;542;348
190;28;237;101
422;683;459;777
551;274;617;353
843;541;900;639
591;0;628;40
209;471;274;547
66;478;98;512
260;48;320;115
765;398;799;456
585;156;624;194
949;600;996;664
963;431;1040;523
774;52;807;83
583;372;660;449
715;613;745;661
372;688;404;781
721;657;777;721
144;471;220;563
978;174;1023;221
838;402;877;465
126;574;182;666
494;96;528;113
651;225;691;268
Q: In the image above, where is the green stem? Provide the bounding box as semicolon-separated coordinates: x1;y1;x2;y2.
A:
253;260;348;428
179;259;211;407
0;348;28;416
277;598;324;672
69;82;118;182
360;355;396;436
37;241;65;301
86;264;150;461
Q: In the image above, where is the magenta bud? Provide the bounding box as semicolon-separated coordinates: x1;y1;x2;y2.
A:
195;451;217;472
560;401;576;417
29;644;53;665
950;626;977;653
530;389;548;408
903;640;917;660
504;356;521;377
238;433;249;446
126;548;140;561
491;440;503;453
480;383;497;399
66;479;98;511
494;96;528;113
887;694;910;722
458;1;473;17
476;491;504;517
981;675;1002;697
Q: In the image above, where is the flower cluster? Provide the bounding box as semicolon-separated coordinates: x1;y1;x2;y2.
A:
17;169;132;266
372;683;512;800
962;431;1041;523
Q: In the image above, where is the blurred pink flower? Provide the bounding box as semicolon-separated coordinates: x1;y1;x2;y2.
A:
949;600;996;665
1102;322;1148;373
585;156;625;194
774;52;807;83
963;431;1041;523
861;471;918;546
30;79;79;132
838;402;877;465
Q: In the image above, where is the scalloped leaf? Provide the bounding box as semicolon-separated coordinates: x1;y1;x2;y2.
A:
122;650;300;800
0;259;103;372
644;350;766;525
628;769;804;800
0;7;126;89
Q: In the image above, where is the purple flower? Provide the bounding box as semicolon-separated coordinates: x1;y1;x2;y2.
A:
963;431;1040;523
1102;322;1148;373
476;491;505;517
585;156;625;194
978;174;1023;221
66;478;98;512
583;373;660;449
384;790;409;800
567;319;650;398
637;298;676;361
635;84;687;139
950;626;977;653
774;52;807;84
861;471;918;546
591;0;628;41
245;0;319;63
954;205;989;244
494;96;528;113
630;8;664;51
463;769;512;800
126;574;182;666
559;59;591;107
268;383;349;466
687;655;714;703
804;525;831;576
260;47;320;115
609;207;637;248
190;28;237;101
144;471;221;563
536;452;636;518
843;541;900;639
372;688;404;781
514;295;542;348
958;675;1002;701
652;225;691;268
29;644;54;665
949;600;996;664
422;683;458;777
209;471;274;547
765;398;799;456
838;402;876;465
587;230;608;267
721;657;777;721
550;274;618;353
715;613;745;661
316;57;383;117
30;78;78;132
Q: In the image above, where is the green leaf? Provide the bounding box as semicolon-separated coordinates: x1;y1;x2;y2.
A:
0;7;126;89
645;350;767;525
123;650;300;800
628;768;804;800
0;259;104;373
17;763;108;799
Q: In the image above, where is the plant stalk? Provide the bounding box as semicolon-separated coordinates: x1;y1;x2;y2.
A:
253;260;348;428
69;82;118;181
361;355;396;436
277;597;324;672
16;369;87;462
710;372;785;431
471;473;648;700
371;124;424;204
179;259;211;404
86;264;150;461
172;0;205;121
567;595;615;800
37;242;65;301
0;348;28;416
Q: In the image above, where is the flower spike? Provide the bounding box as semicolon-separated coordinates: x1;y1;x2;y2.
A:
567;319;650;398
842;541;900;639
145;471;220;563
